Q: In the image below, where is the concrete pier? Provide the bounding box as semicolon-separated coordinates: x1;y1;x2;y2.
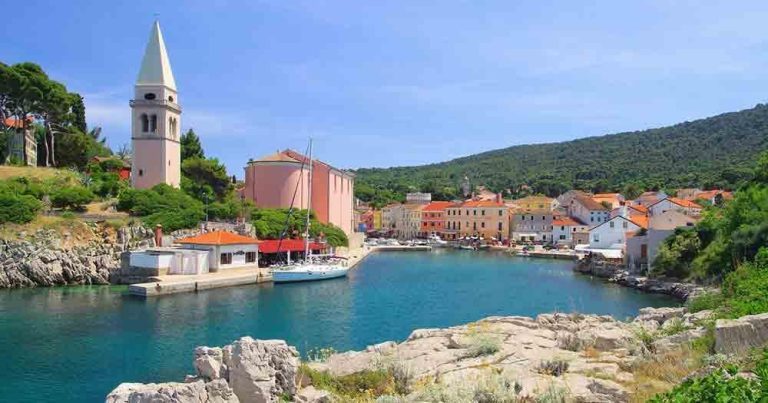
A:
128;267;271;297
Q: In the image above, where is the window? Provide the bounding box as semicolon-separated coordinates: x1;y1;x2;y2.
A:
560;235;566;240
481;222;485;228
150;114;157;132
498;210;502;216
138;169;143;176
144;93;156;100
473;222;477;230
542;216;545;220
593;234;599;242
473;210;477;216
245;252;256;263
610;221;615;228
498;222;502;231
481;210;485;216
623;221;628;229
168;95;175;102
220;253;233;265
590;217;594;222
561;226;565;230
141;114;149;132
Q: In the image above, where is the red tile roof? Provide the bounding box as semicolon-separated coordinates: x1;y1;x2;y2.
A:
553;216;585;226
668;197;702;209
422;201;454;212
258;239;326;254
573;194;610;211
628;204;648;214
3;116;33;129
177;231;260;246
461;200;505;208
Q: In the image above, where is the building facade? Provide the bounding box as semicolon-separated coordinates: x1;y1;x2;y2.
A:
588;215;644;250
130;21;182;189
552;216;589;246
446;200;509;241
511;210;553;243
420;201;453;237
243;149;355;235
568;194;611;226
648;197;702;217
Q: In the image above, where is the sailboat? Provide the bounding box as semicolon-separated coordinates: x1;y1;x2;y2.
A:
271;139;350;283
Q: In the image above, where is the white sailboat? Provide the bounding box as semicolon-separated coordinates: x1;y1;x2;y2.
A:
271;139;349;283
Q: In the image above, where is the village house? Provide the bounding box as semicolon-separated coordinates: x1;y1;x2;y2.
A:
446;198;509;241
511;209;553;243
568;194;611;226
398;204;424;239
3;117;36;166
588;215;646;250
176;231;260;271
381;203;402;235
592;193;625;209
243;149;355;235
626;210;698;274
556;190;591;210
648;197;703;217
687;189;733;205
509;195;557;211
420;201;453;238
552;216;590;247
632;191;668;207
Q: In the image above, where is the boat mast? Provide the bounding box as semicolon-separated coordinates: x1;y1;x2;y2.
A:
304;138;313;260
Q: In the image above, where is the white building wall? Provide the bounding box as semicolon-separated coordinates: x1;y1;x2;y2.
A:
589;218;641;249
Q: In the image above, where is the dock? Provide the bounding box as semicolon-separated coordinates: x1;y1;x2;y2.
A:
128;267;271;297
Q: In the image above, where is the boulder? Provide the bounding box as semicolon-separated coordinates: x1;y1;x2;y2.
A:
105;379;239;403
294;386;332;403
634;307;686;325
715;313;768;355
195;346;226;380
223;337;300;403
653;328;707;353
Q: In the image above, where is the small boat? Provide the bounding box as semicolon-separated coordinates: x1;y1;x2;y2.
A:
459;244;476;250
427;234;448;246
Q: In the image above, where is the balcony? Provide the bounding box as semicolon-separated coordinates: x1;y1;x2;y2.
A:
129;99;182;113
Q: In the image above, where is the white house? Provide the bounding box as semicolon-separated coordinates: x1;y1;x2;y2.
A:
552;216;589;246
569;194;611;225
589;215;645;250
176;231;260;271
648;197;703;217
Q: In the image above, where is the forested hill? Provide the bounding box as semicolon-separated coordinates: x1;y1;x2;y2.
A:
354;104;768;204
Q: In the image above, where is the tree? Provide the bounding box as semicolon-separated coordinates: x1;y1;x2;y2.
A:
181;157;232;200
50;186;95;211
180;129;204;161
115;143;131;160
55;129;110;170
71;94;87;132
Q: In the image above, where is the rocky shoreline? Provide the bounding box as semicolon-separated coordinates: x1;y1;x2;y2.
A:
106;306;768;403
573;253;712;301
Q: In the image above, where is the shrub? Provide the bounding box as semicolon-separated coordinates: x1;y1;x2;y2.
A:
143;209;204;232
464;333;502;358
536;359;569;377
687;291;725;313
298;364;395;399
660;318;690;337
720;258;768;318
648;367;762;402
0;193;42;224
117;184;205;231
50;186;95;211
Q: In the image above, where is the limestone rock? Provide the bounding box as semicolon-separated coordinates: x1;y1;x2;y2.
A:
223;337;300;403
634;307;686;325
653;328;707;353
715;313;768;355
106;380;239;403
195;346;226;380
294;386;332;403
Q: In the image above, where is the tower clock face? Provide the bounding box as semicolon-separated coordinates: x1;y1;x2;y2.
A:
144;93;156;100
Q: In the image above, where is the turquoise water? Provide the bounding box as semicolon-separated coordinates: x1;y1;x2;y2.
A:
0;250;677;402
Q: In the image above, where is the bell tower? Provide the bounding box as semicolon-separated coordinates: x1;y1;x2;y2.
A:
130;20;181;189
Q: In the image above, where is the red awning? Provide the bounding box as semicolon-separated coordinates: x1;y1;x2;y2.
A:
258;239;326;254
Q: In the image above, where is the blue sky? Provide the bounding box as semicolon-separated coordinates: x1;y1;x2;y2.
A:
3;1;768;176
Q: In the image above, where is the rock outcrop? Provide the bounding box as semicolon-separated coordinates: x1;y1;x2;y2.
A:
0;224;155;288
107;337;300;403
715;313;768;355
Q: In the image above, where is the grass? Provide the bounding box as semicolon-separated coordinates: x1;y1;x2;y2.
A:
0;165;78;182
536;359;570;377
687;291;725;313
462;323;502;358
624;344;709;402
659;318;690;337
0;215;92;242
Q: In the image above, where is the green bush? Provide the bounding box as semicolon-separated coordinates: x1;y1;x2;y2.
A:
720;249;768;318
687;291;725;313
649;366;762;402
143;209;204;232
50;186;95;211
117;184;205;231
0;193;42;224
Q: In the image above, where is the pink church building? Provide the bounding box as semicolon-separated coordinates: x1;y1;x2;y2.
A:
244;150;355;235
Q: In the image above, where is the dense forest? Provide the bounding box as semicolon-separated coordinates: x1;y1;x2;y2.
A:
354;104;768;206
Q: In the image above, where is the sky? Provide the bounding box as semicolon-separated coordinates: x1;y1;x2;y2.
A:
3;0;768;176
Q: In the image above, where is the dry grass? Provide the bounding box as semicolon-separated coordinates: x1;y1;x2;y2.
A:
582;346;600;360
0;215;94;244
0;166;78;182
624;346;707;403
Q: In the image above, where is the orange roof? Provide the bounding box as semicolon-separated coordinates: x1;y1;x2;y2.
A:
177;231;260;246
668;197;702;209
630;215;649;229
422;201;454;212
628;204;648;214
250;151;302;163
461;200;505;208
573;194;610;211
3;116;33;129
553;216;585;226
695;190;733;201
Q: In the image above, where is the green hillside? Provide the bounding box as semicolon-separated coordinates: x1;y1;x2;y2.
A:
354;104;768;204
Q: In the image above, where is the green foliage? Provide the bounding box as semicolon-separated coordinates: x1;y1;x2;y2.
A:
652;228;702;279
686;291;725;313
720;249;768;318
250;208;349;247
649;349;768;402
299;364;395;399
463;333;502;358
355;104;768;198
0;192;41;223
55;129;111;170
117;184;204;231
181;157;232;201
50;186;95;211
180;129;204;161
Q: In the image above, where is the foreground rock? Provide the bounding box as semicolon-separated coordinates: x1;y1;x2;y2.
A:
715;313;768;355
107;338;299;403
109;307;717;402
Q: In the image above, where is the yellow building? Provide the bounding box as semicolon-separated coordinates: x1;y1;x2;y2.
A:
373;210;382;230
445;200;510;241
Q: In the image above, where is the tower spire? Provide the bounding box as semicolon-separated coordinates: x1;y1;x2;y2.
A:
136;20;177;90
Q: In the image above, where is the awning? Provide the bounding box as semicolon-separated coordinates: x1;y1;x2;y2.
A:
259;239;326;254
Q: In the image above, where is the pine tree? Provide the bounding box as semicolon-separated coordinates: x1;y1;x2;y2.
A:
71;94;87;132
180;128;204;161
